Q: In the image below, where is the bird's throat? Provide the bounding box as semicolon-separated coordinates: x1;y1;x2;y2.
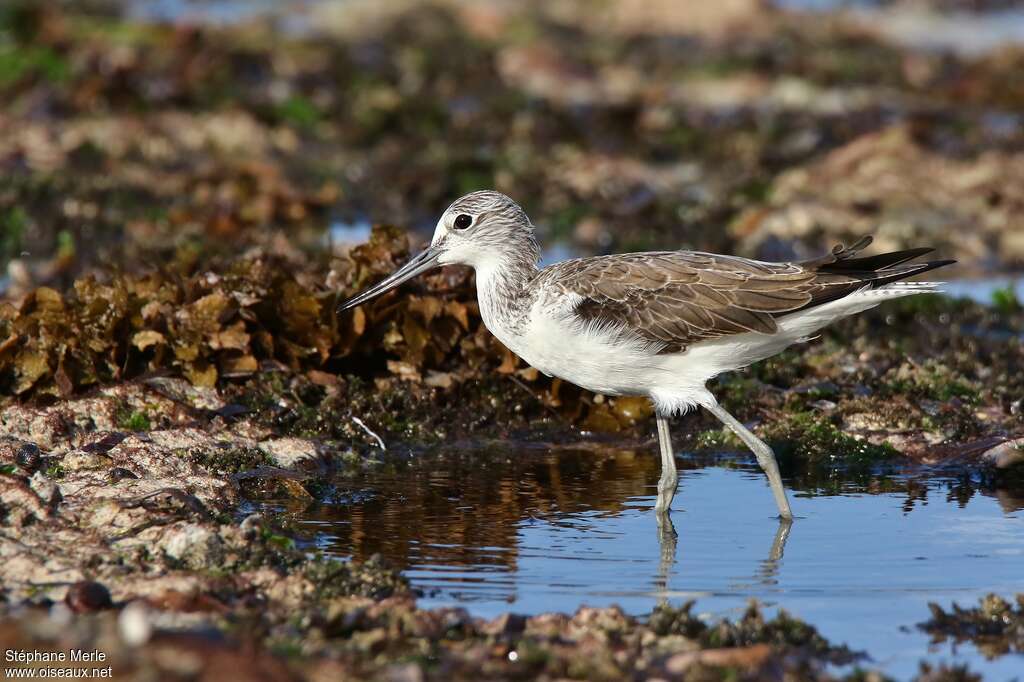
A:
474;255;538;338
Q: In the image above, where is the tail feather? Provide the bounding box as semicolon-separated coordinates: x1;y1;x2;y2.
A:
787;238;955;314
860;258;956;288
820;247;936;273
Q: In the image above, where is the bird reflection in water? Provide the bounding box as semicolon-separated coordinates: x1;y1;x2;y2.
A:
652;484;791;604
263;442;796;605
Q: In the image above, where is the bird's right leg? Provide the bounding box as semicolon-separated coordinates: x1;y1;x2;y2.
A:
654;413;678;515
703;400;793;520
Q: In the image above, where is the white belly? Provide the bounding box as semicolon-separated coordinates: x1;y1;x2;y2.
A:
487;306;669;397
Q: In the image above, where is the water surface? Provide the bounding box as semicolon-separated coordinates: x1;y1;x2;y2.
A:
252;442;1024;679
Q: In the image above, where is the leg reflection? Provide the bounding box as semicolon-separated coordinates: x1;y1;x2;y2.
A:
653;501;794;599
758;517;793;584
654;504;677;604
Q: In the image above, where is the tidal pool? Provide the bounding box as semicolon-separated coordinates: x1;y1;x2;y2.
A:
254;443;1024;679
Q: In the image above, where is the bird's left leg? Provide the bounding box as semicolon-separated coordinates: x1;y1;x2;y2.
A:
654;413;678;515
703;400;793;520
654;503;677;603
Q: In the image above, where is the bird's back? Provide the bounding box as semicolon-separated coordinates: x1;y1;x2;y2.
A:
531;237;953;355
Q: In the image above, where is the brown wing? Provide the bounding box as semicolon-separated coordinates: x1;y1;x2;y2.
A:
536;237;948;354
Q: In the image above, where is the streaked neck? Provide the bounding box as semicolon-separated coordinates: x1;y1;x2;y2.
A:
474;247;539;330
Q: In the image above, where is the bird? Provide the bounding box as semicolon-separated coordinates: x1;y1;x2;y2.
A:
339;190;954;521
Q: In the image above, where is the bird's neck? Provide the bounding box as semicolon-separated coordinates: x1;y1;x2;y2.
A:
473;246;539;333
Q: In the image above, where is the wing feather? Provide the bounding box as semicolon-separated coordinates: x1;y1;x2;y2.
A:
533;239;943;354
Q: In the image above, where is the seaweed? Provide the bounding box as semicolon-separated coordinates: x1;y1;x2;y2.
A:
0;224;487;400
919;594;1024;658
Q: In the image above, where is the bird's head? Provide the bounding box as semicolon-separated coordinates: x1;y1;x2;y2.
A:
430;190;538;269
338;191;539;312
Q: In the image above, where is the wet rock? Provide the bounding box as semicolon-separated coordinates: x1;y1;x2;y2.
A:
570;605;632;637
145;377;225;411
0;406;70;450
981;438;1024;469
102;431;238;502
665;643;773;674
65;581;113;613
158;523;224;570
0;475;54;525
385;663;424;682
81;432;129;455
484;612;528;637
109;467;140;483
731;126;1024;269
62;450;109;473
793;380;840;398
257;437;321;469
28;470;61;510
147;589;229;614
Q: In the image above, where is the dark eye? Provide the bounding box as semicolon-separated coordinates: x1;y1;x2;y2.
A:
453;214;473;230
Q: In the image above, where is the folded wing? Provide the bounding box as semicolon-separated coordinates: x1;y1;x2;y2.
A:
536;237;951;354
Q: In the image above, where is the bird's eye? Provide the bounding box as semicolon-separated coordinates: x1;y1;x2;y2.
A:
453;214;473;230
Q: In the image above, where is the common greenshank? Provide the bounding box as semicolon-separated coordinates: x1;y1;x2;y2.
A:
339;190;954;521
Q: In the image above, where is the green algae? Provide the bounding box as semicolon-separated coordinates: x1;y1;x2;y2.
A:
881;360;978;404
43;462;65;478
116;405;151;432
184;444;271;476
0;44;69;86
0;206;27;266
694;427;741;451
763;412;898;466
302;554;409;601
274;96;323;131
991;286;1022;316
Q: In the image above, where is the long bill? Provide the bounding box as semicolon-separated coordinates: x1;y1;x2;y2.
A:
337;244;442;312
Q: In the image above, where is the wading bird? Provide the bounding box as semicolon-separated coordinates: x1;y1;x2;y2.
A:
339;191;952;521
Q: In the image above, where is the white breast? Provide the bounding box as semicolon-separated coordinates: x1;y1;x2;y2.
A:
480;286;669;397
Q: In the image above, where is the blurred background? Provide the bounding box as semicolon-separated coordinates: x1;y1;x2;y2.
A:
3;0;1024;300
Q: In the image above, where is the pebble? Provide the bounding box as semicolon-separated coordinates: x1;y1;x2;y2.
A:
981;438;1024;469
15;443;42;472
119;601;153;646
65;581;113;612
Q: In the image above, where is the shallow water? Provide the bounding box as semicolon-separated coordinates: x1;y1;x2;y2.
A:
253;442;1024;679
777;2;1024;56
126;0;313;25
945;278;1024;307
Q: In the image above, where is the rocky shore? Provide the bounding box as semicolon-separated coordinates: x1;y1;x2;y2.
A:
2;1;1023;679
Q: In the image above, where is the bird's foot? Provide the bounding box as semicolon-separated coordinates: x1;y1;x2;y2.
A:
655;474;678;514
